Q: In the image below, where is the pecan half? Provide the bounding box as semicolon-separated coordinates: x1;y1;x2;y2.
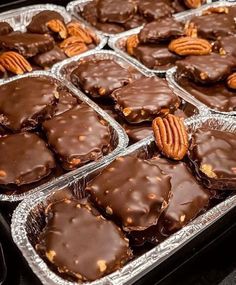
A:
168;36;212;56
126;34;139;56
184;0;202;9
67;21;94;44
46;19;68;39
184;22;198;38
60;36;84;49
64;42;88;57
0;51;32;75
152;114;189;160
203;7;229;15
227;73;236;89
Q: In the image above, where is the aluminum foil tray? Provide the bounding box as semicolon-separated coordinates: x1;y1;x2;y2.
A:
0;4;107;82
0;71;128;202
11;114;236;285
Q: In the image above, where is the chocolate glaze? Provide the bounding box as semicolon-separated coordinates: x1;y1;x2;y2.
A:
86;155;172;231
97;0;136;24
33;46;66;68
42;104;111;170
139;18;184;44
190;12;236;40
0;22;13;36
0;77;58;132
188;128;236;190
27;11;65;34
133;44;180;70
176;54;236;84
71;59;132;98
82;1;98;26
150;157;210;233
95;22;125;33
123;14;146;30
111;77;180;123
54;89;78;116
0;32;55;58
123;122;153;143
138;0;174;21
37;199;132;281
214;36;236;58
177;76;236;112
0;132;55;186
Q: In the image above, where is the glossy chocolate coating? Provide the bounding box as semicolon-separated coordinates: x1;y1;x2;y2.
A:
139;18;184;43
82;1;98;26
133;44;180;70
33;46;66;68
177;76;236;112
0;77;58;132
123;122;153;143
189;128;236;190
42;104;110;170
150;157;210;233
214;36;236;58
97;0;136;24
111;77;180;123
86;155;171;231
123;14;146;30
54;89;78;116
37;199;132;281
71;59;132;98
0;22;13;35
190;13;236;40
0;132;55;186
176;54;236;84
27;11;65;34
0;32;55;58
95;22;125;33
138;0;174;21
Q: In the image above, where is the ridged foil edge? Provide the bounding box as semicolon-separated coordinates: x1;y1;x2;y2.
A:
166;67;236;116
11;114;236;285
0;4;107;84
0;70;129;202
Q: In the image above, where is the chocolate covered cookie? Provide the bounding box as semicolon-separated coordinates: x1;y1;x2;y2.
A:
189;128;236;190
37;199;132;281
86;155;171;231
42;104;110;170
54;89;78;116
111;77;180;123
33;46;66;68
0;132;55;186
0;76;58;132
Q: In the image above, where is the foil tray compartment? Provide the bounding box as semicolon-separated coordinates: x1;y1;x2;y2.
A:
11;114;236;285
0;70;128;202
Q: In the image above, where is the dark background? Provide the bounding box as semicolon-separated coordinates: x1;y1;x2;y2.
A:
0;0;236;284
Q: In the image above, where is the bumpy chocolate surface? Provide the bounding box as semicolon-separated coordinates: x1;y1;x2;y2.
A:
86;155;171;231
54;89;78;116
177;77;236;112
43;104;110;170
0;132;55;186
0;77;58;132
176;54;236;84
139;18;184;43
37;199;132;281
190;13;236;40
97;0;136;24
33;46;66;68
71;59;132;98
124;122;153;143
111;77;180;123
0;32;55;58
189;128;236;190
82;1;98;26
138;0;174;21
123;14;146;29
27;11;65;34
96;22;125;33
133;44;180;70
150;157;210;233
214;36;236;58
0;22;13;36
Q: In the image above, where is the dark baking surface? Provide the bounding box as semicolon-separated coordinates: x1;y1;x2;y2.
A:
0;1;236;285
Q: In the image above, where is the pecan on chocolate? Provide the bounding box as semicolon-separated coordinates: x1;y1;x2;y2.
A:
126;34;139;56
60;36;85;49
184;0;202;9
202;7;229;15
46;19;68;39
168;36;212;56
227;73;236;89
184;22;197;38
67;21;95;44
152;114;189;160
0;51;32;75
63;42;88;57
